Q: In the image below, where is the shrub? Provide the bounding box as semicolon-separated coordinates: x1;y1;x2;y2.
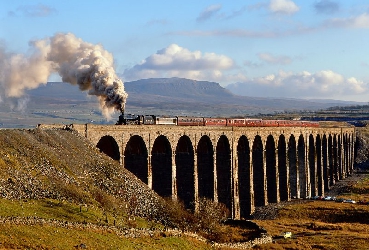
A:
196;198;229;227
163;197;232;242
92;187;124;214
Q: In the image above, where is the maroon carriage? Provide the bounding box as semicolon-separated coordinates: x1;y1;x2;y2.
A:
176;116;205;126
204;117;227;126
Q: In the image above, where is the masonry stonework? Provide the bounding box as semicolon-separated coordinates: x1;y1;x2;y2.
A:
71;123;355;220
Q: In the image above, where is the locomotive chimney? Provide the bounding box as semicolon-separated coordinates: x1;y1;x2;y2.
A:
119;103;125;116
116;103;125;125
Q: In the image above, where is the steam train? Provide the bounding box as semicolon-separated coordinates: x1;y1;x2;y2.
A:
116;114;320;127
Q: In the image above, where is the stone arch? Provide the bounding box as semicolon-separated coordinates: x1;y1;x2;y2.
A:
152;135;172;197
344;133;349;176
338;135;343;180
253;135;265;207
216;135;232;212
278;134;288;201
97;135;120;161
237;135;251;218
288;135;297;198
308;134;316;197
175;135;195;210
333;134;338;183
266;135;277;203
322;134;329;192
349;133;353;175
316;135;323;196
328;134;334;186
124;135;148;184
197;135;214;200
298;134;306;198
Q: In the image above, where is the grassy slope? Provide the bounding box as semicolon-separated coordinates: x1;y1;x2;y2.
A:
0;128;211;249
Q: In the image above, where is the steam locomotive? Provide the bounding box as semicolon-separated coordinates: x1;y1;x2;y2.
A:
116;114;319;127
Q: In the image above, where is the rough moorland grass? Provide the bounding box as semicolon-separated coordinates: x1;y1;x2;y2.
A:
0;129;215;249
0;224;211;250
253;175;369;250
0;198;211;249
0;198;159;229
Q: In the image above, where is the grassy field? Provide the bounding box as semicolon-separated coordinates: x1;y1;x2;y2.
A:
253;173;369;250
0;199;213;249
0;175;368;249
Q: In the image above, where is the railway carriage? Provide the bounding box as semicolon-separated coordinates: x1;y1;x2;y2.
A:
204;117;227;126
177;116;205;126
116;114;319;128
155;116;178;125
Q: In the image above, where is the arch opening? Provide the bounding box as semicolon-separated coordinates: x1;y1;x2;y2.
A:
124;135;148;184
253;135;265;207
322;135;329;192
288;135;297;198
328;135;334;186
176;136;195;210
97;135;120;161
333;135;338;183
238;136;251;218
266;135;277;203
197;136;214;200
298;135;306;198
309;135;316;197
216;135;232;212
338;135;342;180
152;135;172;197
316;135;323;196
278;135;288;201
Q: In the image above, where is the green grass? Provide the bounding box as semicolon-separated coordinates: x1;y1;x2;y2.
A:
0;224;211;250
0;129;214;249
0;198;161;229
0;198;211;249
0;199;101;224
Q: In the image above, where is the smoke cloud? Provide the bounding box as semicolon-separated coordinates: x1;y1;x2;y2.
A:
0;32;128;119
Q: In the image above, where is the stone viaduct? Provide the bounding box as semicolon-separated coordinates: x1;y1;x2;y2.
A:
70;123;355;220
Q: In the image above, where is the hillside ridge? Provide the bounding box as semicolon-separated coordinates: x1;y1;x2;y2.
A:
0;128;166;220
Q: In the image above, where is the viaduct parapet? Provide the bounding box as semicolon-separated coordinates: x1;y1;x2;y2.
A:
67;123;355;219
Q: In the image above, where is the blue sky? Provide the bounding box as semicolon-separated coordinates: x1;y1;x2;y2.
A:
1;0;369;102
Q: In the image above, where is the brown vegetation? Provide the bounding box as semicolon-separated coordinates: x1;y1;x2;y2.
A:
253;194;369;250
1;126;369;249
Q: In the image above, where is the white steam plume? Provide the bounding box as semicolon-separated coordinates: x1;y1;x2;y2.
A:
0;33;128;119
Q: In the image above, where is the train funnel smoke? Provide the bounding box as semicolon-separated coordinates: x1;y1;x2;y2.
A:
0;33;128;119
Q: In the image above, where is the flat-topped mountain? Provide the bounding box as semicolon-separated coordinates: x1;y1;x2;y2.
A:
123;77;361;116
0;77;363;128
125;77;234;99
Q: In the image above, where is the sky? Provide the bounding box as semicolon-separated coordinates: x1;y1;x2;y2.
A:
0;0;369;102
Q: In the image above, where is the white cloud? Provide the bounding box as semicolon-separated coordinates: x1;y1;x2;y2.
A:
327;13;369;28
123;44;245;84
226;70;368;101
258;52;292;65
196;4;222;22
269;0;299;14
10;4;57;17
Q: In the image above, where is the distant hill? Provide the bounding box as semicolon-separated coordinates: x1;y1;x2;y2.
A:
126;78;234;99
123;78;363;116
1;77;365;128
